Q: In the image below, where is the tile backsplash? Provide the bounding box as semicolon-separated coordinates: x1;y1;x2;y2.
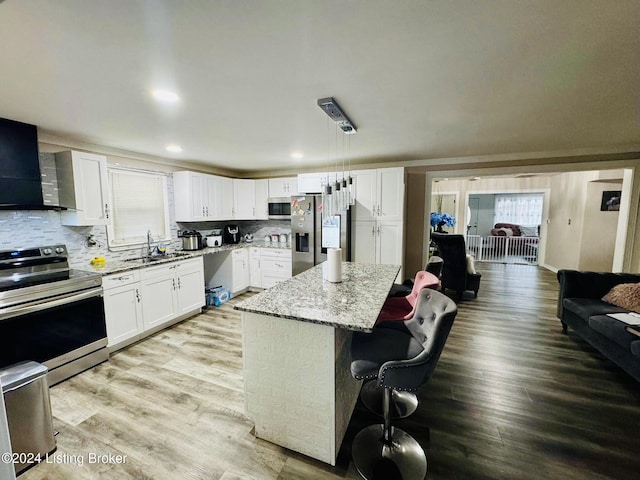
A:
0;153;291;270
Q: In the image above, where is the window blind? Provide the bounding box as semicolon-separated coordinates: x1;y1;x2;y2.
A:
107;169;170;247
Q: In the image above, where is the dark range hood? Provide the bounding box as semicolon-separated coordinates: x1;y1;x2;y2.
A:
0;117;64;211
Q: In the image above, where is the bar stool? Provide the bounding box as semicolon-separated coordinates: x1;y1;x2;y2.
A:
360;270;441;419
350;289;457;480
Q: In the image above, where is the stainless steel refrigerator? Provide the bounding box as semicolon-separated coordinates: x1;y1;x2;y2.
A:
291;195;351;276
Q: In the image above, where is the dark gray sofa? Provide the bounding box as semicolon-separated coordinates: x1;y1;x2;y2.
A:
557;270;640;382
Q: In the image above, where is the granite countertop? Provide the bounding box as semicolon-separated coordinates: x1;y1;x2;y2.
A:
85;241;291;275
234;262;400;332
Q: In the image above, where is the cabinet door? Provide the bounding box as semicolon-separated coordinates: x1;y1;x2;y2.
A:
249;248;262;288
377;221;404;281
57;151;109;226
352;169;377;222
176;261;205;315
231;249;250;293
233;179;256;219
103;283;143;348
352;221;377;264
174;171;206;221
140;266;178;330
212;175;234;220
297;173;326;194
268;177;297;197
377;168;404;221
255;179;269;220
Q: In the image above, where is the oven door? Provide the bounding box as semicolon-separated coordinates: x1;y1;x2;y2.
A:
0;287;107;383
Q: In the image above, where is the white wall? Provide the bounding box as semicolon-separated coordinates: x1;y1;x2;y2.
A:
578;181;621;271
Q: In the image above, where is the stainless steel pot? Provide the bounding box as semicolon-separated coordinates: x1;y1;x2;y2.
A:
181;231;203;250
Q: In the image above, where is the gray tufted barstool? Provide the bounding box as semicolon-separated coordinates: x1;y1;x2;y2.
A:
350;288;457;480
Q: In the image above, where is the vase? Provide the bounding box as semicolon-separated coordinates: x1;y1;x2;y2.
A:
435;222;445;233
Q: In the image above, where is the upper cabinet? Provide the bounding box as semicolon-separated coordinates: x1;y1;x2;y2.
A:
268;177;298;197
56;150;110;226
352;167;405;223
232;179;256;220
174;171;234;222
175;172;270;222
297;172;327;194
254;179;269;220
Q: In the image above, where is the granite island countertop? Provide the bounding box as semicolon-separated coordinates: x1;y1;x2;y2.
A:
234;262;400;332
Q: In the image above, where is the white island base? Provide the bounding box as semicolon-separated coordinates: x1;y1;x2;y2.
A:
242;311;361;466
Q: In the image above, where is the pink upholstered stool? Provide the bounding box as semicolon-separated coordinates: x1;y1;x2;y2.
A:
376;271;440;324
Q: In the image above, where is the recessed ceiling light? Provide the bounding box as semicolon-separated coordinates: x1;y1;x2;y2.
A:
290;151;304;159
166;144;183;153
152;89;180;103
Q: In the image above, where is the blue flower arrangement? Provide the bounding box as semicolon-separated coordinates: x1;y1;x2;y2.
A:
430;212;456;232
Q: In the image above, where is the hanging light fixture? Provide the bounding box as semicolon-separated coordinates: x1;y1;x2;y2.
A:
317;97;357;221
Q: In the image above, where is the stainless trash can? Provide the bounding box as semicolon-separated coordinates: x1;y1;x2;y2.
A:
0;361;56;475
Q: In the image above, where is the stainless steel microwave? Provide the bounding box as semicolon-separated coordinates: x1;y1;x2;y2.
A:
268;197;291;219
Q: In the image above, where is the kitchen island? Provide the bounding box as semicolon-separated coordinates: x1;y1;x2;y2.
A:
234;262;400;465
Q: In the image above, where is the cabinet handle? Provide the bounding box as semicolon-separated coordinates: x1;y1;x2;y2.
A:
135;289;141;303
172;278;176;290
206;206;209;216
377;226;381;236
178;277;182;289
371;225;375;235
105;203;110;219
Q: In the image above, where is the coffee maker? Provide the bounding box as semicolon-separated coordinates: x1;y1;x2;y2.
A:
223;225;241;244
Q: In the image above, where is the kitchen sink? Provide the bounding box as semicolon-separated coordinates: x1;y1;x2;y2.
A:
123;252;191;263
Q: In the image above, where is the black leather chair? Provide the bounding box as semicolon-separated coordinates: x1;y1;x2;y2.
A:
350;288;457;480
431;233;481;299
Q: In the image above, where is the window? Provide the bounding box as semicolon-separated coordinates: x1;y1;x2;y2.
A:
106;167;170;249
493;193;543;226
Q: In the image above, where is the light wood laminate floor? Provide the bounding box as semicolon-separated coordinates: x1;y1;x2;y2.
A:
20;263;640;479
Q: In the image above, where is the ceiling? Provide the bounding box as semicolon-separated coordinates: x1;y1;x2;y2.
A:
0;0;638;174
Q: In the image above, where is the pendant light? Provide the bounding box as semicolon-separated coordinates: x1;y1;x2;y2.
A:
317;97;357;221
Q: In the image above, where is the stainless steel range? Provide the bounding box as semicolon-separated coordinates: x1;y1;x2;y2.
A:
0;245;107;386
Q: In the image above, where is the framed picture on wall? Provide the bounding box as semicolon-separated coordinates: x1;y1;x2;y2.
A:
600;191;621;211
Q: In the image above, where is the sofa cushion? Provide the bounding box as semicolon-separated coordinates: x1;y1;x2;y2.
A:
602;282;640;313
588;315;636;348
563;298;628;322
631;341;640;359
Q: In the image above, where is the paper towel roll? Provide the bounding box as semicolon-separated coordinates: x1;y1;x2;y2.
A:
327;247;342;283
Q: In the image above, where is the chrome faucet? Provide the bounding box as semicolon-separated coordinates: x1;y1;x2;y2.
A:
146;230;154;257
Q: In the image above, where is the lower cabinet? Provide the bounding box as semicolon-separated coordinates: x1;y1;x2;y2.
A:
249;247;263;288
260;248;292;289
353;220;403;281
103;257;205;351
103;271;143;348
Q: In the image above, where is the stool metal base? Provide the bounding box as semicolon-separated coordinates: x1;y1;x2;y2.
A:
361;381;418;419
352;424;427;480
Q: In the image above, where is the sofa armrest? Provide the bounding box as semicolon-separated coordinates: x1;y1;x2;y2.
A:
556;270;640;319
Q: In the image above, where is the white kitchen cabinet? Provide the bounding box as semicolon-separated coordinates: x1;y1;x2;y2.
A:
297;172;327;194
104;257;204;351
268;177;298;197
174;171;235;221
353;220;404;281
140;265;178;330
231;248;250;293
56;150;110;226
261;248;292;289
254;179;269;220
249;247;263;288
233;179;256;220
103;271;143;350
175;258;207;314
352;167;404;223
210;175;234;220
